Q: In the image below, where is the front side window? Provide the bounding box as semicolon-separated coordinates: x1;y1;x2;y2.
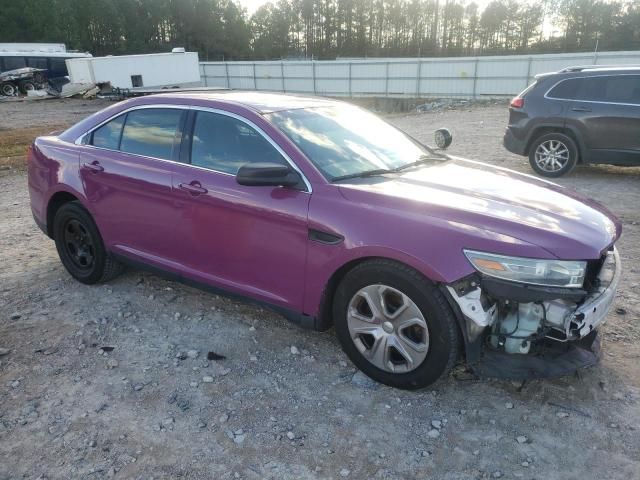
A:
91;115;125;149
267;105;431;180
190;111;286;174
120;109;183;160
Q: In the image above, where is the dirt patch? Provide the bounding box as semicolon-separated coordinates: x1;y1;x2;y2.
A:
0;100;639;479
0;98;110;174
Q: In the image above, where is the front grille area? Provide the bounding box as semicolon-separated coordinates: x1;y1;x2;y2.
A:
583;251;608;292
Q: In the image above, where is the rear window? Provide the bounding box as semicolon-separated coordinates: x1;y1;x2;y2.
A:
517;81;538;98
119;109;183;160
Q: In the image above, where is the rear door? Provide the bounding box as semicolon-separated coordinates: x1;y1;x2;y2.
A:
78;107;187;265
171;109;311;311
561;75;640;164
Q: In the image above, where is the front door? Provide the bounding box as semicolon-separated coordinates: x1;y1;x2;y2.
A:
172;109;311;311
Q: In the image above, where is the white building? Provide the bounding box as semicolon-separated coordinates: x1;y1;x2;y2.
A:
66;50;201;89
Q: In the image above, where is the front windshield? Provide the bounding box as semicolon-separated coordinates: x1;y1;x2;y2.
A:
267;105;434;181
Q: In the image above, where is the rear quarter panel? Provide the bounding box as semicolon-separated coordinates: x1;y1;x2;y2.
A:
28;136;86;227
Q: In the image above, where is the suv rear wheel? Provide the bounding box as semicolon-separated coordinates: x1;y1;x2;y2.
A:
333;259;460;390
528;132;578;177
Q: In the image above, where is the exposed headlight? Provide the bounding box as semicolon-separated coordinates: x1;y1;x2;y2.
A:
463;250;586;288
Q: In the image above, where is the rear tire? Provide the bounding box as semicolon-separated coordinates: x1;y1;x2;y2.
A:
528;132;578;178
333;259;460;390
19;81;36;94
53;201;123;284
1;82;16;96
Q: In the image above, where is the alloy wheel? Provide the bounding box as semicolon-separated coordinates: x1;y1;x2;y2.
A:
347;284;429;373
534;139;570;173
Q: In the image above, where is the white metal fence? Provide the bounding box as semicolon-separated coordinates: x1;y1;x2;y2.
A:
200;50;640;98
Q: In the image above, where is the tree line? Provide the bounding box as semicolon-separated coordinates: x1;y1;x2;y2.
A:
1;0;639;60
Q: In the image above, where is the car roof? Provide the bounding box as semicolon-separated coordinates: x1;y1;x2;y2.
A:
148;91;341;114
535;65;640;80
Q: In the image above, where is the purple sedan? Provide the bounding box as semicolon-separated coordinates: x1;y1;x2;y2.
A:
27;92;622;389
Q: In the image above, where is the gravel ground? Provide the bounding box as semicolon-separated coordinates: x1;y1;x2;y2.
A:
1;99;639;480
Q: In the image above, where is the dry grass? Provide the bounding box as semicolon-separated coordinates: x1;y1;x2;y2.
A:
0;125;68;170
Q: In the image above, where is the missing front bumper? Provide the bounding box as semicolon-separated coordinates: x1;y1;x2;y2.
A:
445;248;620;379
472;331;601;379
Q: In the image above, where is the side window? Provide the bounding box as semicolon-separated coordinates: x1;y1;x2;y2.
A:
190;111;286;174
120;109;183;160
602;75;640;104
4;56;26;70
576;77;608;102
547;78;581;100
91;115;126;149
49;58;68;77
27;57;48;69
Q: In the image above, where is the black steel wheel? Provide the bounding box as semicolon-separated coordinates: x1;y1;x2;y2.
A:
53;201;123;284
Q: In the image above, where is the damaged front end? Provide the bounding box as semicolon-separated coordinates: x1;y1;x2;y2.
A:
445;248;621;379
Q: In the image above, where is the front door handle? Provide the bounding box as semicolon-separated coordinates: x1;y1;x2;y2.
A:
83;161;104;172
571;106;592;112
178;182;208;195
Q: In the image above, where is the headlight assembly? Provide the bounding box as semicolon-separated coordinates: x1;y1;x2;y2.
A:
463;249;586;288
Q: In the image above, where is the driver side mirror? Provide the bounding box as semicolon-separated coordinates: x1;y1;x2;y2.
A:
434;128;453;149
236;162;302;188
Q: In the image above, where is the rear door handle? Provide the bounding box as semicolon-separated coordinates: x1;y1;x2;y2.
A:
178;182;208;195
571;106;592;112
82;161;104;172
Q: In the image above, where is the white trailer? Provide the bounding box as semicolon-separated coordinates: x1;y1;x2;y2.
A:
0;43;67;53
66;50;201;89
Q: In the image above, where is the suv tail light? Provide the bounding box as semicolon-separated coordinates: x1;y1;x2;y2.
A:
510;97;524;108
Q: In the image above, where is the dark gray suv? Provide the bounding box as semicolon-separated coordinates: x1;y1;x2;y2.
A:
504;66;640;177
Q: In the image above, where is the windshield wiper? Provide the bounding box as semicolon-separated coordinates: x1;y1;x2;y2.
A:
331;168;395;182
393;154;448;172
331;154;448;183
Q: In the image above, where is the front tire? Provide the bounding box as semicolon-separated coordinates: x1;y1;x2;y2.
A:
528;132;578;177
333;259;460;390
53;201;123;284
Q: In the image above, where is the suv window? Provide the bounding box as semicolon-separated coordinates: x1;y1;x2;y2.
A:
120;109;183;160
602;75;640;104
548;75;640;105
191;111;286;174
547;78;581;100
91;115;126;150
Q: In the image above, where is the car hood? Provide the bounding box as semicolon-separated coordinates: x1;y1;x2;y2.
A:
337;158;621;260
